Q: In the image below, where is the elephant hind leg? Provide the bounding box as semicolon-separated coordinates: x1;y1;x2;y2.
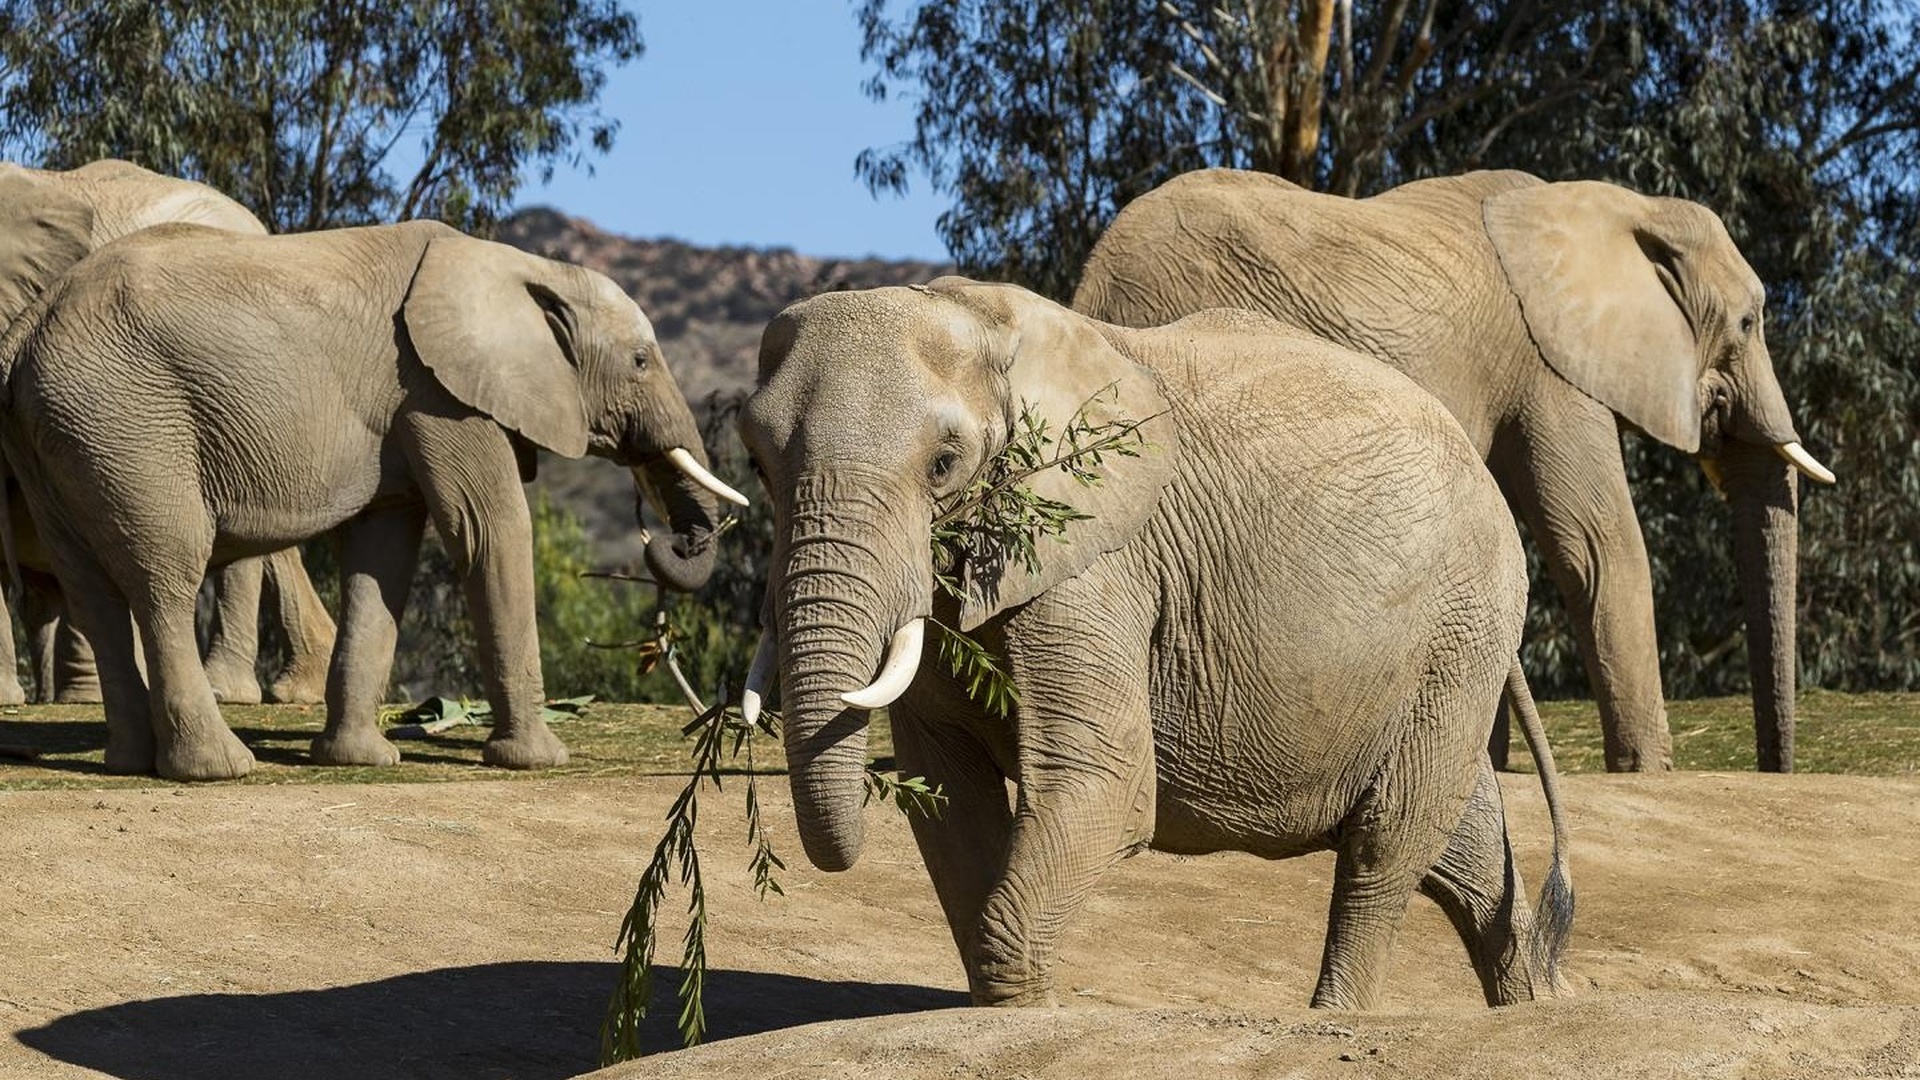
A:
49;558;152;774
107;513;254;782
1314;796;1445;1010
1417;758;1559;1005
201;557;265;704
262;545;335;705
1315;700;1483;1009
138;585;254;782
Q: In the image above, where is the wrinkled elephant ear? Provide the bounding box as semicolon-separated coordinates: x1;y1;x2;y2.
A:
0;169;95;330
402;229;591;458
927;277;1180;631
1483;181;1703;453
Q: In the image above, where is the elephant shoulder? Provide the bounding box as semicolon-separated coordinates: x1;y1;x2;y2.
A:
1372;170;1545;219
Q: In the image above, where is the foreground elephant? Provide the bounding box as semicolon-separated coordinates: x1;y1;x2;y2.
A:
0;219;744;781
1073;169;1834;772
738;279;1572;1008
0;158;334;705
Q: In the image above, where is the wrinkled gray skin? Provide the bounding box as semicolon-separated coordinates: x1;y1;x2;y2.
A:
0;219;722;781
741;279;1572;1009
1074;170;1827;772
0;159;336;706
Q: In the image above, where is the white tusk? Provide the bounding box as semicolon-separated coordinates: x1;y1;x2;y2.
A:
1776;442;1836;485
741;627;777;726
666;447;750;507
840;618;926;711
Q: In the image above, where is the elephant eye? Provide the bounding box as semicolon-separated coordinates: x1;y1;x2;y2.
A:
929;450;961;484
1739;314;1756;336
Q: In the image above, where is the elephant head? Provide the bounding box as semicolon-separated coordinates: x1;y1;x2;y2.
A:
403;230;746;591
0;168;95;331
739;278;1177;871
1483;182;1831;768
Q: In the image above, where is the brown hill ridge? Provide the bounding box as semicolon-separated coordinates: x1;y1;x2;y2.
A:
499;207;953;562
499;206;954;407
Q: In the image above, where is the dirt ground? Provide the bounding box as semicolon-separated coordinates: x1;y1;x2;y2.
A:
0;771;1915;1079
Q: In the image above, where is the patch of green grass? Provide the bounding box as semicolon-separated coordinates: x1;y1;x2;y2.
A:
0;702;898;791
1533;690;1920;774
0;692;1913;790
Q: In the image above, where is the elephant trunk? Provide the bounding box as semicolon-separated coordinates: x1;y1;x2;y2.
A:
775;478;930;872
1722;439;1799;772
632;451;723;593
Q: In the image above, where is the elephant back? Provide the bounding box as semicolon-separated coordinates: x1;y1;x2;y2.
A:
60;160;268;243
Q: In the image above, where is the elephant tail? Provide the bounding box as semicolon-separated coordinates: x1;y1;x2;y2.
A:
1507;656;1573;989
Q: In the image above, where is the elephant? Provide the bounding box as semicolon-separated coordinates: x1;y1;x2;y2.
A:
736;278;1572;1009
0;218;746;781
0;158;335;706
1071;169;1835;773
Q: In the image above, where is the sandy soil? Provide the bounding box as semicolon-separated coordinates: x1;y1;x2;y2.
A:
0;772;1914;1079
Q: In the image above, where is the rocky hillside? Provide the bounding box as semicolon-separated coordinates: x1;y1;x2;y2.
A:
499;207;952;564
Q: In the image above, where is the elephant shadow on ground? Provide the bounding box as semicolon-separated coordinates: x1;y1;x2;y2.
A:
16;960;968;1080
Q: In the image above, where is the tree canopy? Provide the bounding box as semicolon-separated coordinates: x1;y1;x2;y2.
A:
858;0;1920;695
0;0;642;232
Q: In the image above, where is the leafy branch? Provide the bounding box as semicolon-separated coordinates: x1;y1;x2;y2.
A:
928;384;1156;717
599;691;778;1062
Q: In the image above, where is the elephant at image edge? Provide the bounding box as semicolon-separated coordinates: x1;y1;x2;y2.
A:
737;279;1572;1009
0;218;743;781
1072;169;1835;773
0;158;335;706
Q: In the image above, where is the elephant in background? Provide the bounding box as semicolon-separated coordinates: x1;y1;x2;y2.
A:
1073;169;1834;772
0;158;335;706
738;279;1571;1009
0;218;744;781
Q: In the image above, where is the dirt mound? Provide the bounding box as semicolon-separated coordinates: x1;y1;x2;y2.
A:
590;997;1919;1079
0;772;1915;1079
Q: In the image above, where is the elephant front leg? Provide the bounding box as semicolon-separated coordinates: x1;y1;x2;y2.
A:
310;507;425;768
889;682;1016;974
201;557;265;704
1506;396;1672;772
402;410;565;770
970;587;1156;1005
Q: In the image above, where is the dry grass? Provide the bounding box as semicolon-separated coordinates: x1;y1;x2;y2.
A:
0;692;1912;791
0;702;898;791
1533;690;1920;774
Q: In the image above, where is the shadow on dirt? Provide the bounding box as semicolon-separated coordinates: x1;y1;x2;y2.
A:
16;960;967;1079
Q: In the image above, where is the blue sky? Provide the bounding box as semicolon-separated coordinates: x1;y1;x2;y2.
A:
513;2;949;261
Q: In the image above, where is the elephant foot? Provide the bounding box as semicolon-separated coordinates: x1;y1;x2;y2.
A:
103;729;158;775
205;664;263;706
483;726;569;770
310;728;402;768
0;676;24;706
156;727;255;782
265;664;328;705
970;983;1059;1008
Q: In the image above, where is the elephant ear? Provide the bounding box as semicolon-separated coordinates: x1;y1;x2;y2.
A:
928;278;1180;631
0;169;95;330
402;230;590;458
1483;180;1704;452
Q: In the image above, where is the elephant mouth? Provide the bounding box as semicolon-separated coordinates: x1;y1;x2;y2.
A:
1700;441;1835;492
